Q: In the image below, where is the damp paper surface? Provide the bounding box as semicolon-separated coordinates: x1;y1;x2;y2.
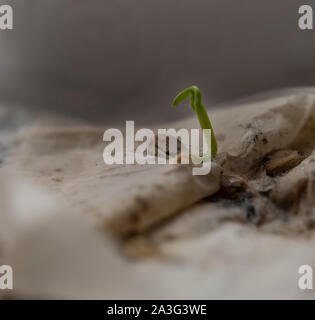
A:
1;94;315;299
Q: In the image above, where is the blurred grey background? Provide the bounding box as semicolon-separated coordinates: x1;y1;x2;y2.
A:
0;0;314;125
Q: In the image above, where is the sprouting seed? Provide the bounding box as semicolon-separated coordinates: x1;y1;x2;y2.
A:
172;85;218;159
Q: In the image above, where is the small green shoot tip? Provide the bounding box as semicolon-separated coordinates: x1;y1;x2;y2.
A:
172;86;217;159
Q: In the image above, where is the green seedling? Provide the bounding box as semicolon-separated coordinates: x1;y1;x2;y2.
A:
172;86;218;160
